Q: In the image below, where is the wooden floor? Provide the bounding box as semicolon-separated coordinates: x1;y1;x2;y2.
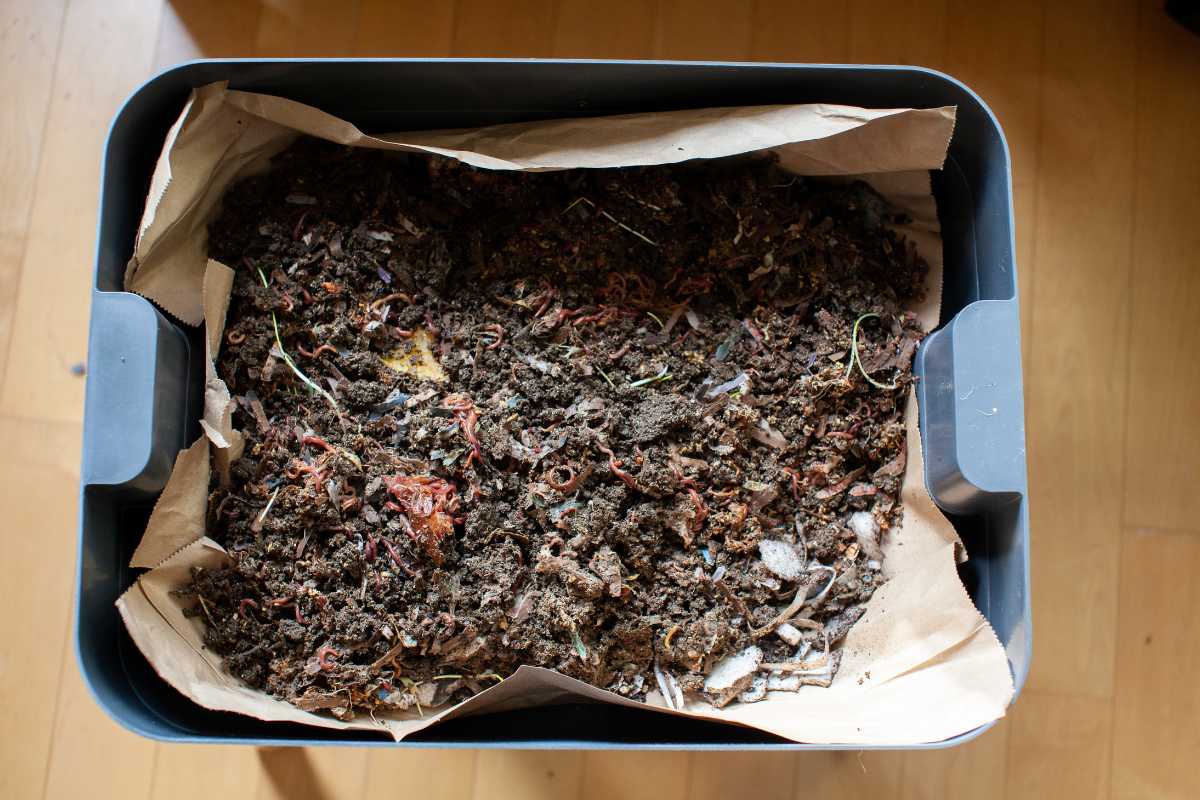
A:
1;0;1197;797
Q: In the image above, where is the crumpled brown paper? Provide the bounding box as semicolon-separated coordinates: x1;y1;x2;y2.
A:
116;83;1012;744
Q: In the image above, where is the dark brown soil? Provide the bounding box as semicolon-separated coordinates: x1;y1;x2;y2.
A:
181;138;926;719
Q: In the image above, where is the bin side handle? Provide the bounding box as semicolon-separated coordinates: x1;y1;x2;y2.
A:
82;291;190;493
917;299;1026;512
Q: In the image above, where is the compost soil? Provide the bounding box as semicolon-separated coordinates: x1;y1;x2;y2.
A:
183;138;927;718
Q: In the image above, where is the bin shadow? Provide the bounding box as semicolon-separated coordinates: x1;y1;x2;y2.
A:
257;747;330;800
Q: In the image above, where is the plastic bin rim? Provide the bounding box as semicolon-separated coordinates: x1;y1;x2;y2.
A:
80;57;1018;750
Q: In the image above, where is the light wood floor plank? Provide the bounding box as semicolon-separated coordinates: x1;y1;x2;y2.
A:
43;644;157;800
900;720;1010;800
749;2;850;63
153;0;263;70
0;0;67;391
652;0;753;60
795;751;905;797
453;0;557;57
471;750;583;800
1111;528;1200;799
256;747;370;800
849;0;947;69
552;0;656;59
355;0;457;57
1121;1;1200;532
944;0;1044;365
1005;691;1113;799
254;0;361;56
0;0;164;423
0;417;82;799
579;751;689;800
687;752;794;800
1022;0;1138;699
364;749;477;800
151;744;262;799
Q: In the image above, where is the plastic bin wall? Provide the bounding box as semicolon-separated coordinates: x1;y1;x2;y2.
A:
79;60;1030;749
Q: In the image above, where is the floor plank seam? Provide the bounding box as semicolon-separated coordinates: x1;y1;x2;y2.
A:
0;1;71;401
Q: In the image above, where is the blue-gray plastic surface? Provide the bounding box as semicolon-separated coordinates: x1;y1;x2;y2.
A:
78;59;1030;749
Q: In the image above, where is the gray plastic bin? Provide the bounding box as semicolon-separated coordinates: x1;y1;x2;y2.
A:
79;59;1030;749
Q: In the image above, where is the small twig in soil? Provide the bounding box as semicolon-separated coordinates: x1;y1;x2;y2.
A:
196;594;215;626
750;566;836;639
563;197;659;247
715;578;752;627
794;513;808;565
804;565;838;609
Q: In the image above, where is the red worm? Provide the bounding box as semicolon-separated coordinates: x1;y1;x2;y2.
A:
782;467;803;501
545;465;577;492
301;434;336;453
298;343;338;359
316;646;338;672
607;342;631;361
379;537;417;577
688;488;709;532
596;443;639;491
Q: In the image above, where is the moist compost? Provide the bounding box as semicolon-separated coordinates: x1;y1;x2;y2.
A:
183;138;927;719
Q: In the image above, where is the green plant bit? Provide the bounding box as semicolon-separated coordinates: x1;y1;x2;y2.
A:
596;367;616;388
629;366;672;388
256;266;341;412
844;313;899;390
571;629;588;661
646;311;666;330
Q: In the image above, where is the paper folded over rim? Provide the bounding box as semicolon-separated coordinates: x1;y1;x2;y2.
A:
117;83;1013;744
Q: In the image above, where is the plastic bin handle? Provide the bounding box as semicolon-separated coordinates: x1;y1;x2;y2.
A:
916;299;1026;512
82;291;190;493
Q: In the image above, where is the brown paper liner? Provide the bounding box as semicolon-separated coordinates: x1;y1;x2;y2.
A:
117;85;1010;743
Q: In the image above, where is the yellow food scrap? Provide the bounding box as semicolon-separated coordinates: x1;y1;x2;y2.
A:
383;328;446;382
